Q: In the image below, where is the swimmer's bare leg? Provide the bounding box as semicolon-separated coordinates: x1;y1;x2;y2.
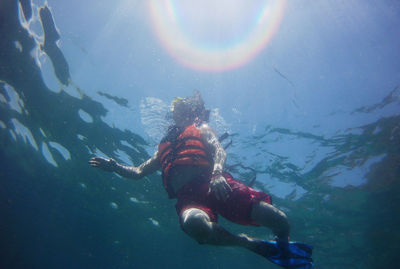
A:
180;208;274;252
250;201;290;241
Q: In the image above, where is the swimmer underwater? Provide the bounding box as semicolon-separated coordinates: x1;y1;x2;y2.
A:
89;92;313;268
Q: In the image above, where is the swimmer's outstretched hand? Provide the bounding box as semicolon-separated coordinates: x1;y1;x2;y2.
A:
89;157;117;172
209;174;232;201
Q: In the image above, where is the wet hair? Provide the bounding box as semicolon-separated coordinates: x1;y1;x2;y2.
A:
171;91;210;123
163;91;210;142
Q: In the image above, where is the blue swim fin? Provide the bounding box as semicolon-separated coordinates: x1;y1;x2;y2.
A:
252;239;313;268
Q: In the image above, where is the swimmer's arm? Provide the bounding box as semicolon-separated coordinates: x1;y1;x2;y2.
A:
200;123;231;200
89;151;160;180
115;151;160;179
199;123;226;176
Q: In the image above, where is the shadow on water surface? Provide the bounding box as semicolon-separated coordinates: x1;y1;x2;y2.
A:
1;1;399;269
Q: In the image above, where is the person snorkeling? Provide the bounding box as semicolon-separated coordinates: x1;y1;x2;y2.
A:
89;91;313;268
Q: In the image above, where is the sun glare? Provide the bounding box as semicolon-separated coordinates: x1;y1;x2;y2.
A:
149;0;287;71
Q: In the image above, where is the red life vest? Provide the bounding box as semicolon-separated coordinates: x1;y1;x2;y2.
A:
158;124;213;198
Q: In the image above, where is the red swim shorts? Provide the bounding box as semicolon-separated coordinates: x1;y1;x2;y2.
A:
175;172;272;226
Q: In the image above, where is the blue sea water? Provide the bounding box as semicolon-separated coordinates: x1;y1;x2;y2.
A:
1;0;400;268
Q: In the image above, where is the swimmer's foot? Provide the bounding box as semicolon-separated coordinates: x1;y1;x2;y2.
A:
238;233;277;255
